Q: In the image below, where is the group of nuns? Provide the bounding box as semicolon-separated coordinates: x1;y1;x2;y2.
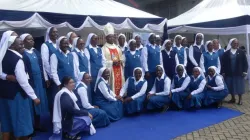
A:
0;28;248;140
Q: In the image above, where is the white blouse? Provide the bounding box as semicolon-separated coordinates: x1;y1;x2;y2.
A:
208;75;225;91
50;50;78;86
98;78;117;101
76;82;94;109
149;75;171;96
41;39;57;79
140;44;163;72
171;74;191;93
119;77;147;100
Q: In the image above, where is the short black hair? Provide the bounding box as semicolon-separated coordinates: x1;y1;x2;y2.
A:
61;76;73;87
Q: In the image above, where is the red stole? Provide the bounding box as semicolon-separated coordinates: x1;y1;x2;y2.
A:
108;48;122;95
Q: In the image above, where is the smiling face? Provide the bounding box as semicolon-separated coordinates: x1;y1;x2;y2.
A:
77;38;85;51
156;66;163;79
213;39;219;50
193;68;200;79
165;41;172;51
102;69;110;81
106;34;114;44
118;36;125;47
134;69;142;81
196;34;203;45
10;38;25;54
90;35;98;47
208;68;215;77
231;39;239;49
129;41;136;51
66;79;75;91
60;38;69;53
175;36;182;46
23;35;34;50
83;73;92;85
177;65;184;77
49;27;58;41
207;42;214;52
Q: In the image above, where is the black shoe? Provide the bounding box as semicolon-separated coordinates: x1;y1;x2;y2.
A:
34;127;48;132
217;102;222;109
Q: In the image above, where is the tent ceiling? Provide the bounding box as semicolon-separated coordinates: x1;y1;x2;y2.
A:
0;0;159;18
0;0;167;36
168;0;250;27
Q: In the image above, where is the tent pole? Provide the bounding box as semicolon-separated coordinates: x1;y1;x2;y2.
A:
246;32;250;56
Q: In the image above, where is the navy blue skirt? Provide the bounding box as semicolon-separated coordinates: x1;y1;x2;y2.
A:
225;76;245;95
0;93;33;137
172;91;189;109
184;92;204;109
124;94;146;114
88;108;110;128
203;90;228;106
147;95;171;110
94;100;123;122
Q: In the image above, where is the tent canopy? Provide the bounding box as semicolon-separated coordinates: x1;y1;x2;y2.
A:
0;0;167;36
168;0;250;35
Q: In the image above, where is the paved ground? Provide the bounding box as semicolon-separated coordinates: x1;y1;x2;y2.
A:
174;90;250;140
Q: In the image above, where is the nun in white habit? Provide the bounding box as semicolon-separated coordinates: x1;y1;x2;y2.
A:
50;36;79;110
50;36;78;86
123;39;142;80
141;33;163;92
212;39;224;58
119;67;147;115
133;34;143;51
66;32;78;51
74;72;110;128
71;37;90;75
0;36;39;139
187;33;206;75
21;33;49;130
171;64;191;109
0;30;18;81
147;65;172;111
41;27;59;80
93;67;123;122
84;33;106;94
117;33;128;54
172;35;187;67
184;67;206;109
221;38;248;105
41;27;59;114
200;40;221;74
203;66;228;108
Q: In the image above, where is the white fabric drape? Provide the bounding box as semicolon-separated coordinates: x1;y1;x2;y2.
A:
0;14;167;34
168;25;250;35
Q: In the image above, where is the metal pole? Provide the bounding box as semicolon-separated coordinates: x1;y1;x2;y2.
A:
246;32;249;56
